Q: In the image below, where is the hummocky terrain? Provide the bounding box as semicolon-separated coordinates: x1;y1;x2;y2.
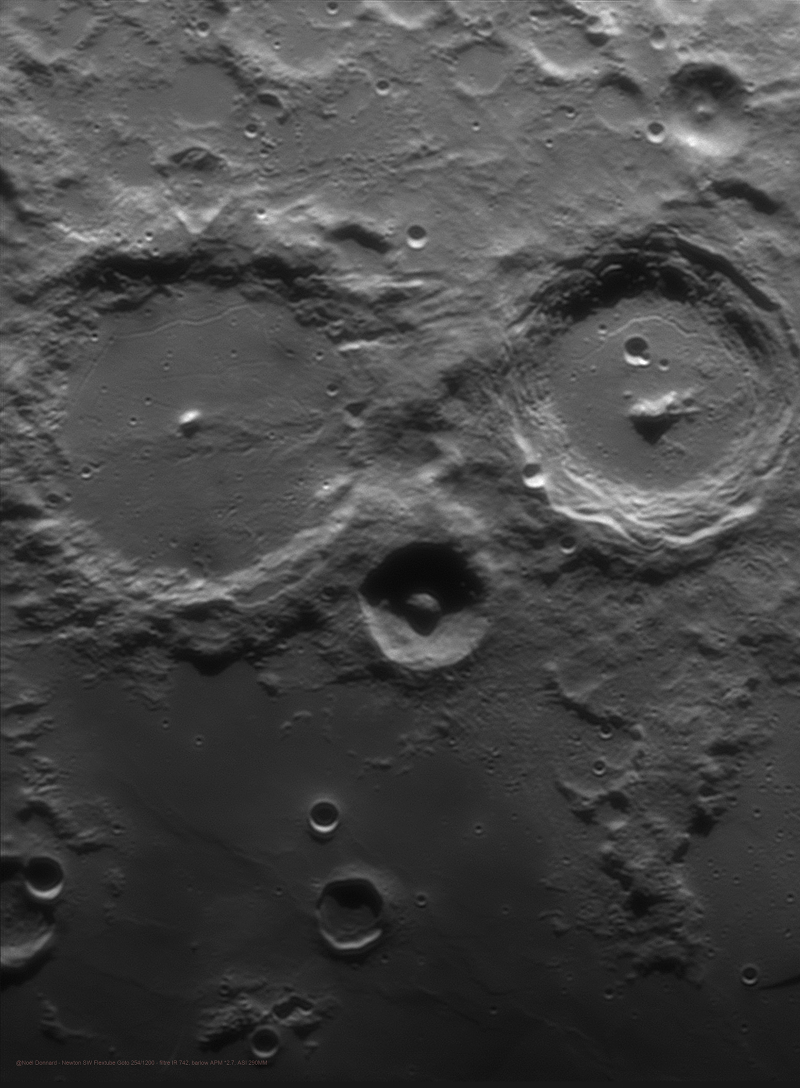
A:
2;0;799;1082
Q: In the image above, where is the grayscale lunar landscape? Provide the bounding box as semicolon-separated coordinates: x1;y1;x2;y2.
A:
1;0;799;1082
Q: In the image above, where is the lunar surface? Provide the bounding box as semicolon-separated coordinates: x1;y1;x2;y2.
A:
1;0;799;1082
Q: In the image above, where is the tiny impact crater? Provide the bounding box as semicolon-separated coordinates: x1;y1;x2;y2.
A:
406;224;428;249
307;800;341;842
740;963;760;987
248;1024;281;1062
623;335;651;367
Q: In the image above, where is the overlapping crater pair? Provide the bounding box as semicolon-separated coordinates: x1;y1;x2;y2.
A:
503;229;797;549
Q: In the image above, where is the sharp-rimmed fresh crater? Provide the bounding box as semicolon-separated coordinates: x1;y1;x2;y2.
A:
506;232;797;548
307;799;341;841
248;1024;281;1062
359;543;488;670
316;877;386;958
24;855;65;905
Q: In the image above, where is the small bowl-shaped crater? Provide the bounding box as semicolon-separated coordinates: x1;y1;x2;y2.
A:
623;335;651;366
522;461;545;489
248;1024;281;1062
670;62;745;122
405;224;428;249
308;799;341;842
317;877;386;958
739;963;759;987
24;856;65;905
